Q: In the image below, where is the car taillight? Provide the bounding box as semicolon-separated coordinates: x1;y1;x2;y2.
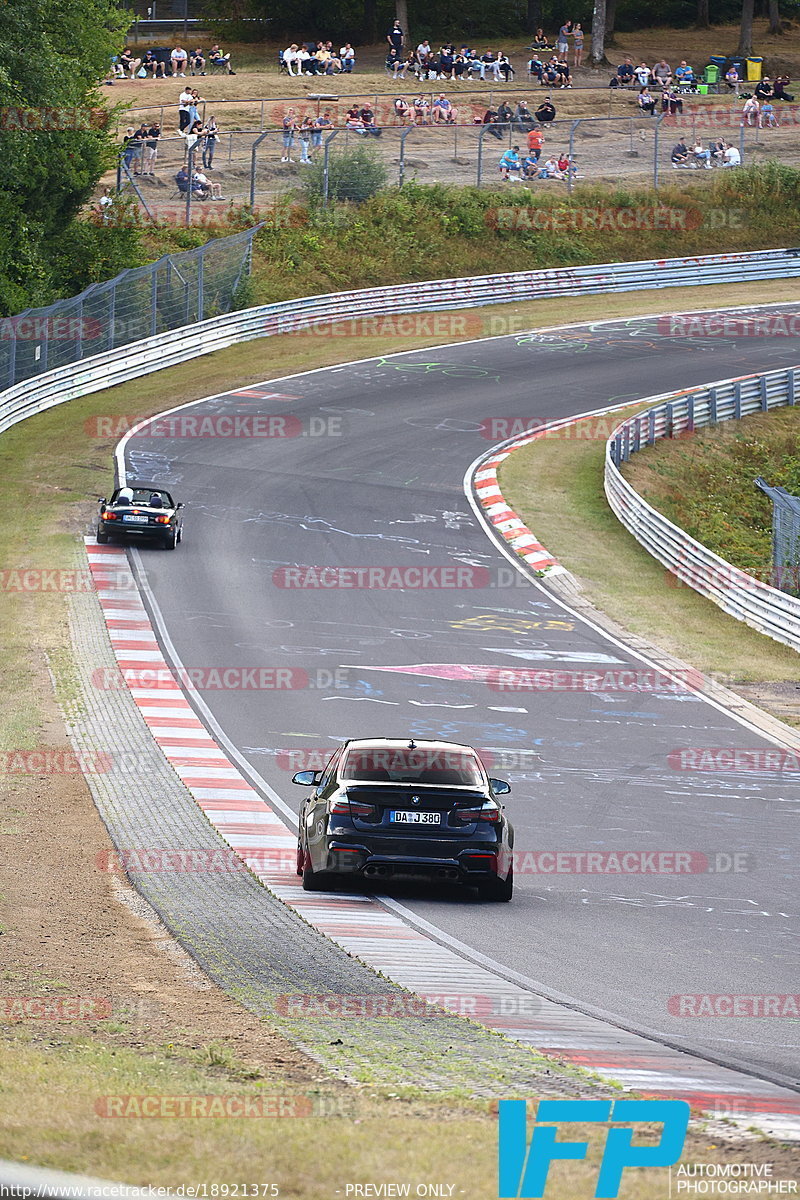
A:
457;802;501;823
102;511;116;520
329;798;375;818
154;515;170;524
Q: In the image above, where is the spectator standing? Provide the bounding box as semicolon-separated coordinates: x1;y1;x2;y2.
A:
142;121;161;175
281;109;297;161
299;116;314;163
313;109;334;147
572;23;584;68
178;86;193;132
121;126;137;170
556;21;572;57
201;116;218;168
387;21;404;53
170;45;188;76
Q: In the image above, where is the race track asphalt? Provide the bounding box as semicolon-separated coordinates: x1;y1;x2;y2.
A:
121;310;800;1087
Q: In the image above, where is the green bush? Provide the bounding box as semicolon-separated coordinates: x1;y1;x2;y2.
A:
302;145;388;205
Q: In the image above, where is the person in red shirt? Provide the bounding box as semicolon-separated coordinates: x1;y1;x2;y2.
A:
527;126;544;162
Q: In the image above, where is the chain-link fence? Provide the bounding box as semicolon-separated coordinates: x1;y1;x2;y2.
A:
0;227;259;390
756;477;800;594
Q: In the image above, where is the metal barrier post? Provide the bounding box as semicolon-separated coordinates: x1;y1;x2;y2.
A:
568;120;579;194
399;127;413;187
198;245;205;321
477;125;488;186
322;129;338;205
739;121;745;164
185;144;194;226
249;130;271;209
151;266;158;337
654;112;664;190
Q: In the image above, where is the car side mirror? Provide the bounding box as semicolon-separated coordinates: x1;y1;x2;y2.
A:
489;777;511;795
99;497;107;506
176;502;184;509
292;769;322;786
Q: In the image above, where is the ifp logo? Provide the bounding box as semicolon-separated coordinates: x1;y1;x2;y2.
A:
498;1098;689;1197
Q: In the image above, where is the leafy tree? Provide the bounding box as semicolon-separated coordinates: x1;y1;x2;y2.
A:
0;0;130;314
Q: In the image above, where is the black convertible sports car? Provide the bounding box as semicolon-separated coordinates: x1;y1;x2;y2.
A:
97;484;184;550
294;738;514;900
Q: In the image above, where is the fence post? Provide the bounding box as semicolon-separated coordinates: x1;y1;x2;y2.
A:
654;112;664;190
249;130;271;209
739;120;745;165
108;281;117;352
399;126;413;188
198;245;205;322
322;128;338;205
75;299;84;361
477;125;488;187
568;120;579;194
185;143;194;226
260;99;265;131
151;264;158;338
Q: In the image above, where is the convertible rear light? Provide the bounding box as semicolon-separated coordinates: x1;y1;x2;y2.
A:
154;515;170;525
101;511;116;520
329;798;375;818
457;802;501;823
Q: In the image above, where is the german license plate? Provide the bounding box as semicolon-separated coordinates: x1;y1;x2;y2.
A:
122;514;149;523
390;811;441;825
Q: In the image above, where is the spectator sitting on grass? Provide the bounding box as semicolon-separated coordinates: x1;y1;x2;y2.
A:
556;57;572;87
652;58;672;86
661;87;683;115
432;94;456;123
742;95;760;125
725;64;740;93
710;137;726;163
512;100;535;131
538;155;564;179
209;45;235;74
499;145;521;180
774;73;793;100
528;54;544;82
483;107;504;138
119;48;142;78
532;28;551;50
613;56;635;87
142;49;166;77
522;152;540;178
760;100;778;127
722;141;741;166
542;57;560;85
671;137;690;166
755;76;774;100
557;151;577;177
638;86;656;115
535;97;556;124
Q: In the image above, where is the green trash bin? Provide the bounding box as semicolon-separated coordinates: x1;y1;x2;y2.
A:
747;56;763;81
697;83;709;94
704;63;720;84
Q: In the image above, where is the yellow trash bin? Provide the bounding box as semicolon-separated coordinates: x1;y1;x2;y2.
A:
747;57;763;81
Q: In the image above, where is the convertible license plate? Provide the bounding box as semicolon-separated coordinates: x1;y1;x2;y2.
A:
122;514;149;524
391;810;441;825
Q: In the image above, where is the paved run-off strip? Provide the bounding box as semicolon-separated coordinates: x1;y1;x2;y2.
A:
76;536;800;1137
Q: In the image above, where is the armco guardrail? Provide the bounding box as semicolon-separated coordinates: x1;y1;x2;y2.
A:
604;365;800;653
3;248;800;441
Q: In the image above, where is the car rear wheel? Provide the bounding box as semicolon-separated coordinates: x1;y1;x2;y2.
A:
163;527;177;550
96;527;109;544
301;847;334;892
479;866;513;902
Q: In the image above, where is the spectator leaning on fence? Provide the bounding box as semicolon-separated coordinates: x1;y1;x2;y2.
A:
178;86;194;131
281;109;297;160
142;122;161;175
202;116;218;168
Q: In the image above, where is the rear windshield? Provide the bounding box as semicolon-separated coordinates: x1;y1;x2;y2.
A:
115;489;170;507
340;746;483;786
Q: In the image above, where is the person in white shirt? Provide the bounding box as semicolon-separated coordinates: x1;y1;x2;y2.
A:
178;87;194;131
339;44;355;72
283;44;300;75
722;143;741;166
417;40;431;58
742;96;760;125
170;45;187;76
634;61;651;87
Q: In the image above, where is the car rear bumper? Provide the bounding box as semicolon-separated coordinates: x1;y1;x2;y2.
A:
99;521;170;539
323;843;504;883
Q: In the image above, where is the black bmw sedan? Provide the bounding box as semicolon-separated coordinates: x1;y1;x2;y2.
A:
294;738;514;900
